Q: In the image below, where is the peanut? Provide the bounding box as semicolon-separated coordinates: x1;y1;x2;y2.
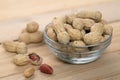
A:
19;31;43;44
104;25;113;35
52;18;70;44
73;18;95;30
29;31;43;43
57;32;70;44
70;40;86;47
64;23;73;29
76;11;102;22
13;54;29;66
91;23;104;35
69;40;88;52
72;18;84;30
2;41;27;54
28;53;43;66
83;32;102;44
39;64;53;74
16;42;27;54
19;21;43;44
26;21;39;33
24;67;35;78
65;24;83;40
66;14;76;24
46;23;57;41
52;18;66;33
2;41;18;52
19;33;30;44
83;19;95;30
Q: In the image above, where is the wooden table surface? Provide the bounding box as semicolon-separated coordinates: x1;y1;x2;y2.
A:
0;0;120;80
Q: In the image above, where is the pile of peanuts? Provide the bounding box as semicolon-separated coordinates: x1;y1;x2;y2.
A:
47;11;113;47
2;22;53;78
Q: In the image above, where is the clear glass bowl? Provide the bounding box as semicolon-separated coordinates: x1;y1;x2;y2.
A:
43;25;112;64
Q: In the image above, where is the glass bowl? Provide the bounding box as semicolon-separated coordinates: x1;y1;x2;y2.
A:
43;25;112;64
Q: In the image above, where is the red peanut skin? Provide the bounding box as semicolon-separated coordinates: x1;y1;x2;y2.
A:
39;64;53;74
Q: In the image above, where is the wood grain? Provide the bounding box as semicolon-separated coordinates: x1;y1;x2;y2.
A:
0;0;120;80
0;0;115;21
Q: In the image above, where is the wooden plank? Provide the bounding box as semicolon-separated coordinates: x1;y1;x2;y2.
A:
0;0;115;21
101;75;120;80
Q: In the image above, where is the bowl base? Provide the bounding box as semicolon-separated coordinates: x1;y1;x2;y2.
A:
57;54;101;64
53;51;102;64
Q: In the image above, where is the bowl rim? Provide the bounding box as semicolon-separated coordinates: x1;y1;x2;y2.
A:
44;23;112;48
